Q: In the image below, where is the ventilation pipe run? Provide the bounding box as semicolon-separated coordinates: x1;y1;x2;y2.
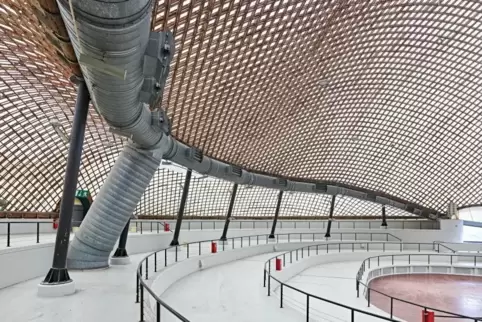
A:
57;0;174;269
59;0;441;269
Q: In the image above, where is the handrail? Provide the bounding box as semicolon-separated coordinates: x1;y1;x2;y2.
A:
263;242;481;322
135;232;399;322
0;219;402;247
356;253;482;321
432;241;457;253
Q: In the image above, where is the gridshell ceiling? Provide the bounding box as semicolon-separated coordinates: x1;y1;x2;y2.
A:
1;0;482;214
135;167;416;218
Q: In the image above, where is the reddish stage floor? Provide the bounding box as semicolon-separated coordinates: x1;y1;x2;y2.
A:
369;274;482;322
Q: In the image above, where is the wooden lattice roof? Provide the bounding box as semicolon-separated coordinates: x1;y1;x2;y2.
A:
0;0;481;213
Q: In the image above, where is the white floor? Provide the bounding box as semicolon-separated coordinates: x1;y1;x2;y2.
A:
0;253;146;322
278;261;390;322
160;252;306;322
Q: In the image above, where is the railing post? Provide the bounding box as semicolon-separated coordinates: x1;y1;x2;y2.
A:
263;269;266;287
136;272;140;303
290;251;293;263
269;191;284;240
280;283;284;308
267;268;271;295
140;284;144;322
325;195;336;238
356;280;359;298
145;257;149;280
37;222;40;243
306;295;310;322
7;222;10;247
381;205;387;228
156;302;160;322
154;252;157;272
351;309;354;322
367;288;371;307
165;249;167;267
390;297;393;318
170;169;192;246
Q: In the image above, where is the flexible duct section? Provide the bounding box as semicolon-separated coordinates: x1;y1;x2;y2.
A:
58;0;174;269
67;145;161;269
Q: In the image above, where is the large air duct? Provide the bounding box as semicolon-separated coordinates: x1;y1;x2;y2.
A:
57;0;174;268
59;0;441;269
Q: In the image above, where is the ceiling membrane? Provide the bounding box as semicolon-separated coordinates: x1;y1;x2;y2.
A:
1;0;481;213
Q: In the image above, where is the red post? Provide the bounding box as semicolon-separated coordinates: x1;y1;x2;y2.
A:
276;258;282;271
422;311;434;322
211;241;217;253
53;219;59;230
164;223;170;232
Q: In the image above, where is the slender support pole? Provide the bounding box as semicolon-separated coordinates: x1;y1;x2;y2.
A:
170;169;192;246
220;183;238;241
381;205;388;228
41;79;90;289
111;219;131;264
268;191;284;239
325;195;336;238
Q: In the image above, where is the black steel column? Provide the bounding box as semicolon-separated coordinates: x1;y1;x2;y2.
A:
43;79;90;284
381;205;388;228
113;219;130;257
220;183;238;241
170;169;192;246
268;190;284;239
325;195;336;238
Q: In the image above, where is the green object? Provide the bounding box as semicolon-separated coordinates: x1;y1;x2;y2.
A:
75;189;90;199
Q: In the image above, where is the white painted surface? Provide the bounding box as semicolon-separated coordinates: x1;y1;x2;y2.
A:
37;280;76;297
0;253;147;322
0;219;439;236
0;220;462;291
159;252;305;322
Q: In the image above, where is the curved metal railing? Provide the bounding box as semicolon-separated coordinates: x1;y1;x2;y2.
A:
136;232;400;321
356;253;482;321
263;241;467;322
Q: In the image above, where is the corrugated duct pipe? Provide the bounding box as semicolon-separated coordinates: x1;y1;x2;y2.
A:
57;0;175;269
58;0;441;269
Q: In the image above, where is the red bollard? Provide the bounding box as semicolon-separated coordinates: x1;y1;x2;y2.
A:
211;241;217;253
422;311;434;322
53;219;58;230
276;258;282;271
164;223;170;232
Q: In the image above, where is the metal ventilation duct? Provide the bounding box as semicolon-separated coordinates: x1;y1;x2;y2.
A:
58;0;441;269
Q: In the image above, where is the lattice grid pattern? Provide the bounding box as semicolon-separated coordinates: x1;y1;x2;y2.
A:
1;0;481;214
133;167;415;218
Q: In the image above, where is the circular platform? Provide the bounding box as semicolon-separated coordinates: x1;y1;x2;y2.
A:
369;274;482;320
